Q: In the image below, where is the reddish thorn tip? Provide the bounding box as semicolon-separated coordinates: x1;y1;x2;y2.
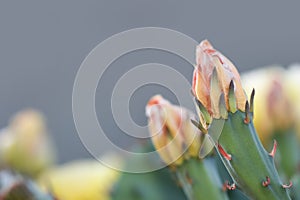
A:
262;176;270;187
282;181;293;189
218;143;232;161
269;140;277;158
244;101;250;124
244;118;250;124
223;181;236;191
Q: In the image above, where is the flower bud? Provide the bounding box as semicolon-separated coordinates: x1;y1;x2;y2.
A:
0;109;56;177
285;65;300;140
146;95;202;165
192;40;246;119
242;67;295;143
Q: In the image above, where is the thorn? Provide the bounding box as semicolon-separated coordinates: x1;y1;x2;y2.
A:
228;80;237;113
244;101;250;124
191;119;207;134
282;181;293;189
195;98;212;124
176;180;182;187
217;143;232;161
262;176;271;187
219;93;228;119
269;140;277;158
169;165;176;172
223;181;236;191
229;80;234;90
186;172;193;185
250;88;255;113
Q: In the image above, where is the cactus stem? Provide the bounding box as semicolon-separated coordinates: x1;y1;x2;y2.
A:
269;140;277;158
243;101;250;124
250;88;255;113
282;181;293;189
217;143;232;161
262;176;271;187
176;158;229;200
223;181;236;191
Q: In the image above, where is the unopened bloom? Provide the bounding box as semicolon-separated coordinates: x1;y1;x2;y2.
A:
242;67;295;143
146;95;202;166
285;65;300;140
192;40;247;120
0;109;55;177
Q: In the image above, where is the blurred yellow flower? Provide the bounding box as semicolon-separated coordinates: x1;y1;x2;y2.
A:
242;66;296;144
0;109;55;177
39;159;120;200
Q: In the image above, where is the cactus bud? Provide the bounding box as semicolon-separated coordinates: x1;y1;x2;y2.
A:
192;40;246;120
242;67;296;142
267;78;294;131
146;95;202;166
0;109;56;177
285;65;300;140
192;42;291;199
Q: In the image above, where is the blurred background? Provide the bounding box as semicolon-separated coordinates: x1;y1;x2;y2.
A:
0;0;299;163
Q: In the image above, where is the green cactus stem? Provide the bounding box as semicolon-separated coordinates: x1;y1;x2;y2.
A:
193;78;292;199
111;143;186;200
215;153;250;200
216;109;292;199
175;157;228;200
273;129;300;179
290;174;300;199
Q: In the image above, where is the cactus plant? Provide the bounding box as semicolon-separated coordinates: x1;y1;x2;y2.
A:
2;40;300;200
192;40;292;199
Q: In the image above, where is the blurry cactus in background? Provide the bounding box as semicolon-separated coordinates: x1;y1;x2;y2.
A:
111;143;187;200
146;95;228;200
0;109;56;178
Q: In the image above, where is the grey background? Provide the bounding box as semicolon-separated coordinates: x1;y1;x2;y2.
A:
0;0;299;163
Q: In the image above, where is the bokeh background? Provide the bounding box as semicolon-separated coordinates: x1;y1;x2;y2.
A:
0;0;299;163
